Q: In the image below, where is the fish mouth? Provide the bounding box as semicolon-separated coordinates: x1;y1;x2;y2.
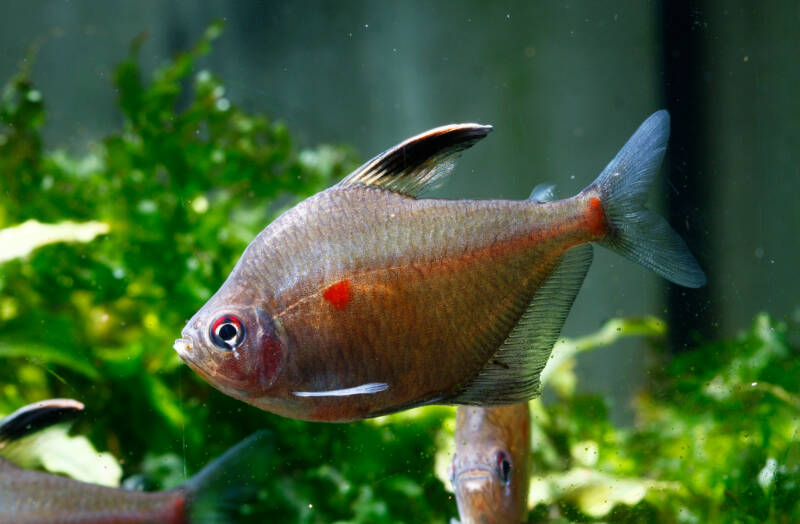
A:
454;466;494;482
457;472;493;486
173;336;194;361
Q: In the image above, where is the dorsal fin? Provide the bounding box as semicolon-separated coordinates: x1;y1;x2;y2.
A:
0;399;84;445
447;244;593;405
337;123;492;197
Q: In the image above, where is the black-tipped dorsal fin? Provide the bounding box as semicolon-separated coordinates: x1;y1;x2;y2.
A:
0;399;84;445
447;244;593;405
337;123;492;197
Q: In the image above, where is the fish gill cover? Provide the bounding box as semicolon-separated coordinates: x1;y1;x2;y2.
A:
0;22;798;523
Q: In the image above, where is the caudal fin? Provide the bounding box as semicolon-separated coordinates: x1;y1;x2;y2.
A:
183;431;272;524
588;110;706;288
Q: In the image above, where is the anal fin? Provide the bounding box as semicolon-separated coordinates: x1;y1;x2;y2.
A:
448;244;593;405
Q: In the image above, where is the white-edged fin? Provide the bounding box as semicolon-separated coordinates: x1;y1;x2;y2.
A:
0;399;84;445
529;183;556;202
292;382;389;398
337;123;492;197
447;244;593;405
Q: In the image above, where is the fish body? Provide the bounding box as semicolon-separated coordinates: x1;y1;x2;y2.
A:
0;461;187;524
0;399;269;524
451;403;531;524
175;112;705;422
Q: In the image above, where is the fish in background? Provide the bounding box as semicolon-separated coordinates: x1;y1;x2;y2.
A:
0;398;270;524
450;403;531;524
174;110;705;422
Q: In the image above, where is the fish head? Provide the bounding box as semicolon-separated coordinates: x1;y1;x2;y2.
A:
451;445;517;524
174;298;285;401
450;405;530;523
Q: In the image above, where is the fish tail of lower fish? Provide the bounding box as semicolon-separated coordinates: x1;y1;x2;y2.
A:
583;109;706;288
182;430;272;523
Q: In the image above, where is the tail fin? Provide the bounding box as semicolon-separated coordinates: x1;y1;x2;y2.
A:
183;431;272;524
588;110;706;288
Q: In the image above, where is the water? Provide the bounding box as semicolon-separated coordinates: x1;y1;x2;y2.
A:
0;2;798;522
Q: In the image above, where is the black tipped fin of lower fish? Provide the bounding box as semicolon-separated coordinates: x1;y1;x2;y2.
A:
184;430;272;524
337;123;492;197
589;110;706;288
0;399;84;445
447;244;593;405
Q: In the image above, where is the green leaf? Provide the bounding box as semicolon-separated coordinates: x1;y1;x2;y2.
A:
0;341;100;379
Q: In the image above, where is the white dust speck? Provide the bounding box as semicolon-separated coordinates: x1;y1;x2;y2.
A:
757;458;777;490
215;98;230;111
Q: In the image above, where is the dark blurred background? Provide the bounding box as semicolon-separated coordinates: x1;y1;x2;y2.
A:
1;0;797;421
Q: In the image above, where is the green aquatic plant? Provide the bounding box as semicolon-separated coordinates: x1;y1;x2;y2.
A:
525;313;799;523
0;20;359;473
1;22;798;523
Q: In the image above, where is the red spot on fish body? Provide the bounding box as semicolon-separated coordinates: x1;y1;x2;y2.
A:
324;279;353;310
166;493;188;524
585;196;607;238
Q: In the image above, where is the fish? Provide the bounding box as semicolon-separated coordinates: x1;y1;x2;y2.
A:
174;110;705;422
450;403;531;524
0;399;271;524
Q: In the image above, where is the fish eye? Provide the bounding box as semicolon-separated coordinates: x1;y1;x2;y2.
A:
495;451;511;485
209;315;246;350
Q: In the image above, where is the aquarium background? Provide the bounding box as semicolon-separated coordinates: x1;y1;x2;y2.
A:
1;2;798;522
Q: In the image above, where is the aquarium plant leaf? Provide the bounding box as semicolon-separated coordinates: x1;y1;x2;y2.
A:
0;219;110;263
1;424;122;486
